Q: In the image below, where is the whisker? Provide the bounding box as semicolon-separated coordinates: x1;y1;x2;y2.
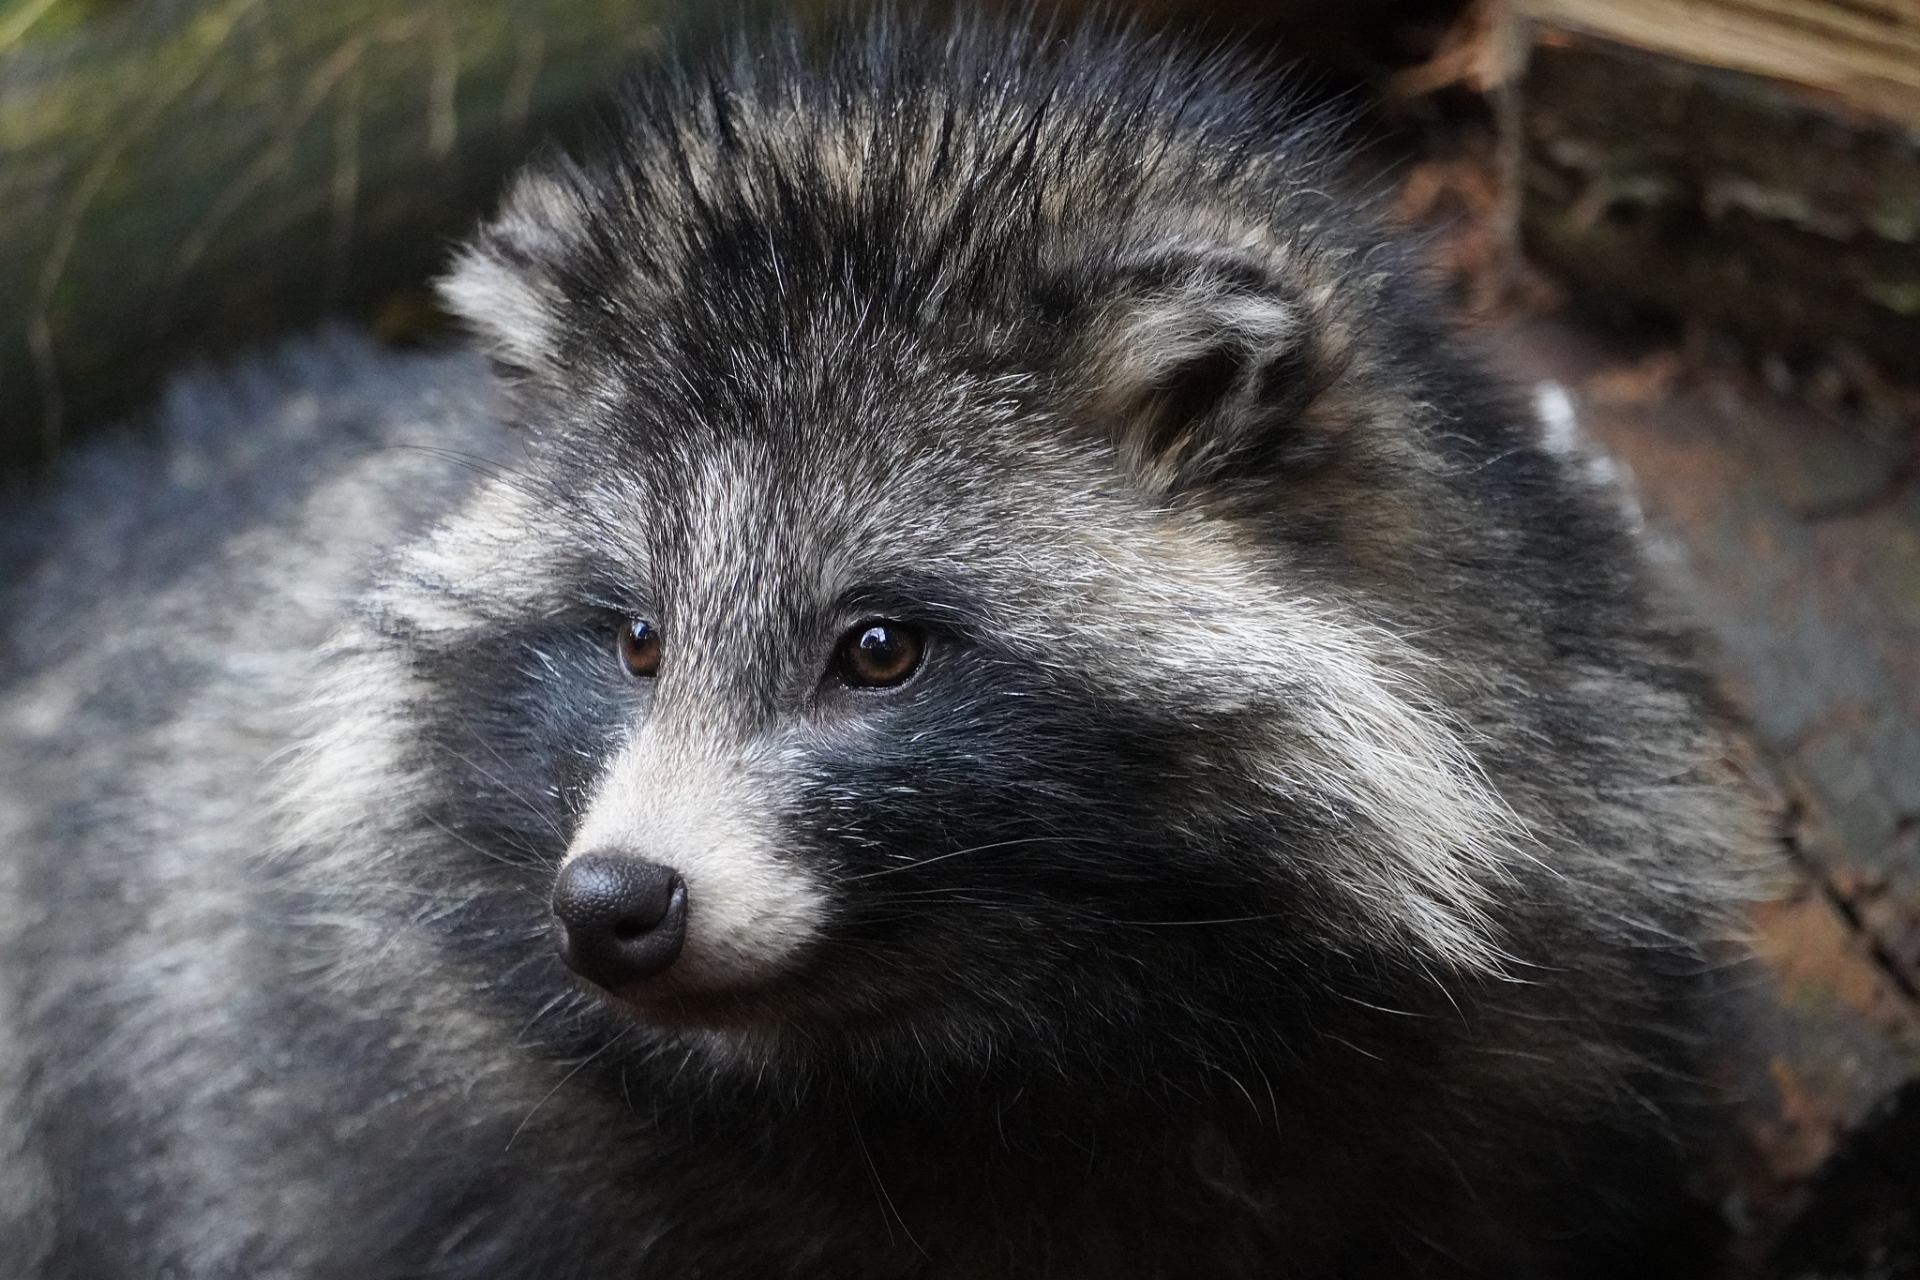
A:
842;834;1097;882
436;739;567;842
422;811;550;876
1122;913;1292;927
505;1027;632;1152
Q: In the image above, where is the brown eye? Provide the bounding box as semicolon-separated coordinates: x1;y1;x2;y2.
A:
618;618;662;678
834;620;924;689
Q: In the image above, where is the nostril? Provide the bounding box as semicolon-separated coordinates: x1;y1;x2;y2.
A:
551;852;689;990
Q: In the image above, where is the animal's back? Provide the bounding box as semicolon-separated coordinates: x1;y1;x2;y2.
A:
0;334;514;1274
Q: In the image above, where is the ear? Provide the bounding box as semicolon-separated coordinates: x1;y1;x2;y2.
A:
436;169;589;380
1092;250;1331;494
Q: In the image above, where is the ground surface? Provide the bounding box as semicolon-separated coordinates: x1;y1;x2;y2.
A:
1487;316;1920;1275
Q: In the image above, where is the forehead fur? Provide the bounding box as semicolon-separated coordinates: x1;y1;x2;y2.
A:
437;15;1374;402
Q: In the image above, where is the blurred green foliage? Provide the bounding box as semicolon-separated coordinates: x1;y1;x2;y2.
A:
0;0;707;467
1;0;135;51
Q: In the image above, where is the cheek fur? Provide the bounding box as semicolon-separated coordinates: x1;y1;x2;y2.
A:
413;624;632;868
789;579;1522;987
791;670;1282;940
946;503;1527;973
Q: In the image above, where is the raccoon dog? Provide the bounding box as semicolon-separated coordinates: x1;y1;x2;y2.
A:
0;14;1757;1280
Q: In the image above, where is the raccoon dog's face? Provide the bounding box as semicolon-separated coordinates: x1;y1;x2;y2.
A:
400;34;1527;1077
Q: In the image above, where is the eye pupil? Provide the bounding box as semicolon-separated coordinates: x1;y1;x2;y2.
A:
619;619;661;678
838;620;923;688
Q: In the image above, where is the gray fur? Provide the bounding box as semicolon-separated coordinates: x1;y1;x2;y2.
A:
2;15;1760;1279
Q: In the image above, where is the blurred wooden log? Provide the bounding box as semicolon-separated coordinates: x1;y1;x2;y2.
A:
1519;29;1920;378
1389;0;1920;382
1512;0;1920;131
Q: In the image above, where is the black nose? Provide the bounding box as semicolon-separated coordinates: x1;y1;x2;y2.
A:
551;852;688;990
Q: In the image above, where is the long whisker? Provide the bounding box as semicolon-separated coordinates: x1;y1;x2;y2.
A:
505;1027;632;1152
1122;914;1293;927
436;739;567;842
858;887;1294;930
842;834;1097;882
422;811;551;879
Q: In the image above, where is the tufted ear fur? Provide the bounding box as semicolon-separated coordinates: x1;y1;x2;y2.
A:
1091;250;1334;494
436;169;590;382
